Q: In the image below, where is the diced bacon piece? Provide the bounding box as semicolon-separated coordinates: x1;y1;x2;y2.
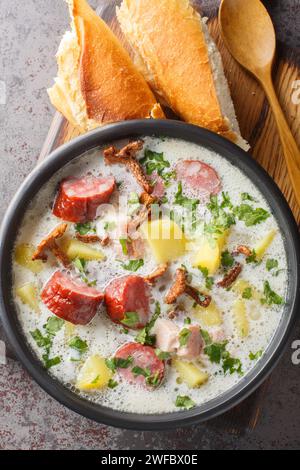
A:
41;271;104;325
114;342;165;389
150;173;165;198
104;275;150;329
177;325;204;360
53;176;116;223
153;319;179;353
176;160;221;198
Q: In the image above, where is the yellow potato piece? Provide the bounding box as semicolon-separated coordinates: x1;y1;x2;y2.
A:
192;231;229;275
15;244;44;273
193;301;223;327
233;299;249;338
254;229;277;260
140;218;186;263
16;283;40;313
173;359;209;388
76;355;112;391
61;239;105;261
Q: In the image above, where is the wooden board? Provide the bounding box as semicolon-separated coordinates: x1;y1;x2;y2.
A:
7;0;300;433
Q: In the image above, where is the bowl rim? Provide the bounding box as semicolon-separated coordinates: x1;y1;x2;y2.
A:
1;119;299;431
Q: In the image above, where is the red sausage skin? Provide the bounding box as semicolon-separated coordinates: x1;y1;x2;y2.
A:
53;176;116;223
105;275;150;329
176;160;221;198
115;342;165;388
41;271;104;325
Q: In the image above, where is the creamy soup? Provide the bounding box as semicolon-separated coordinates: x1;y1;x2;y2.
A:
12;137;288;414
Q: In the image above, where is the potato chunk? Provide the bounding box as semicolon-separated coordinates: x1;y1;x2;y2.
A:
76;355;112;391
15;244;44;273
61;239;105;261
193;301;223;327
192;231;228;274
254;229;277;260
173;358;209;388
16;283;40;313
140;218;186;263
233;299;249;338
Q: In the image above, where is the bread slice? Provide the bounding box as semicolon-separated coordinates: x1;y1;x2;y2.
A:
48;0;164;132
117;0;249;149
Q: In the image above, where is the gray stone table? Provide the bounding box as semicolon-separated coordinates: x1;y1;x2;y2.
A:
0;0;300;450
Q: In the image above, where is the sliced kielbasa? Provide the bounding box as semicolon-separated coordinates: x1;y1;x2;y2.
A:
41;271;104;325
53;176;116;223
176;160;221;198
114;342;165;389
104;275;150;329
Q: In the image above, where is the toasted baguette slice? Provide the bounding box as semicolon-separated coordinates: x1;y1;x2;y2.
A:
117;0;248;149
48;0;164;132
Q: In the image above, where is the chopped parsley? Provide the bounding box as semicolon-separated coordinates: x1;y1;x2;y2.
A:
261;281;284;306
175;395;196;410
155;349;171;360
234;204;270;226
184;317;192;325
121;311;140;328
221;250;235;268
249;350;263;361
140;149;174;183
179;328;191;347
120;258;144;272
174;182;199;210
90;375;100;385
198;266;214;290
105;356;134;373
74;222;95;235
132;366;151;378
44;316;64;337
132;366;161;388
108;379;119;389
104;221;116;231
136;302;161;346
266;259;279;272
205;195;235;235
242;287;253;300
68;336;88;354
119;238;129;255
73;258;96;287
128;192;140;204
241;193;257;202
246;250;258;264
204;334;243;376
220;192;233;209
30;316;64;369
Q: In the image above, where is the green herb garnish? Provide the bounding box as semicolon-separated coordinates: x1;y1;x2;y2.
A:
105;356;133;373
119;238;129;255
108;379;118;389
155;349;171;360
175;395;196;410
136;302;161;346
204;336;243;376
242;287;253;300
261;281;284;306
241;193;257;202
200;329;212;345
121;311;140;328
44;316;65;336
246;250;258;264
120;259;144;272
42;355;62;370
266;259;279;272
221;250;235;268
31;317;64;369
140;149;173;183
249;350;263;361
68;336;88;354
179;328;191;347
184;317;192;325
198;266;214;290
90;375;100;385
132;366;151;378
234;204;270;226
75;222;95;235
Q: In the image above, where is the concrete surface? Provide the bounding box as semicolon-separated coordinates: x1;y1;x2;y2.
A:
0;0;300;450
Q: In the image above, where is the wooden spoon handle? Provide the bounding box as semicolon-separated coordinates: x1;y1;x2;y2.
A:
261;74;300;207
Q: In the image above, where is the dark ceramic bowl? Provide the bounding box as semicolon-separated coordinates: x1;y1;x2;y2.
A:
0;120;299;430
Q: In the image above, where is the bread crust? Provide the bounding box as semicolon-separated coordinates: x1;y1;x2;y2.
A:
48;0;164;131
117;0;237;139
71;0;164;123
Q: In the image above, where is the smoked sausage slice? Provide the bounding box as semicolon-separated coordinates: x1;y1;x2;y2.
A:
53;176;116;223
41;271;104;325
105;275;150;329
176;160;221;198
114;342;165;388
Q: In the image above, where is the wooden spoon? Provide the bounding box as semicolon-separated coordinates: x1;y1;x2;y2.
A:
219;0;300;207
